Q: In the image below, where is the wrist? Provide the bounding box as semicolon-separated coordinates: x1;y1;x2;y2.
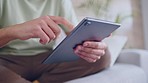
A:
0;26;17;47
2;26;18;41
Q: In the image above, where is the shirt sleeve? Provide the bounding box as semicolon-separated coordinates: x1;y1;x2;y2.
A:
59;0;78;32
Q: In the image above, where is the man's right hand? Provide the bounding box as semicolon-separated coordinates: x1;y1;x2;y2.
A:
0;16;74;47
11;16;74;44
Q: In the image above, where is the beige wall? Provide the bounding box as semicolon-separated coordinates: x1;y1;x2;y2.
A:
129;0;144;49
141;0;148;50
71;0;144;49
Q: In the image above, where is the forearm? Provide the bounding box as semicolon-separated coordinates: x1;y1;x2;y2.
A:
0;27;16;47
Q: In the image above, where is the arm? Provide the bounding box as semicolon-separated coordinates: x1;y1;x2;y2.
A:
117;49;148;67
0;16;73;48
117;49;148;77
59;0;110;63
0;27;16;47
74;41;110;63
0;15;109;63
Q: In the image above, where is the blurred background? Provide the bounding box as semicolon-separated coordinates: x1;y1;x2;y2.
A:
71;0;147;50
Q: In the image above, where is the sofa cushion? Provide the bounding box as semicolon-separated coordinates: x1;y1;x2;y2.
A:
66;63;147;83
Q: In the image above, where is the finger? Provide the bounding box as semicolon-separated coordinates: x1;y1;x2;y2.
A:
83;41;107;49
75;51;97;63
80;54;97;63
80;46;105;56
35;27;50;44
40;20;56;40
42;16;61;37
49;16;74;32
75;46;101;60
78;50;101;60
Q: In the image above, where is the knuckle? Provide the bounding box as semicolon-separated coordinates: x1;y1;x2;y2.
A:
42;16;49;20
33;26;42;34
38;19;45;25
60;17;65;21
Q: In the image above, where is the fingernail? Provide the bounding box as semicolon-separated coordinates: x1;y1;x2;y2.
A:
93;60;97;62
89;59;96;63
98;56;101;59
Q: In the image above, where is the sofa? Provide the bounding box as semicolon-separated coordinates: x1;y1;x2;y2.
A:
66;49;148;83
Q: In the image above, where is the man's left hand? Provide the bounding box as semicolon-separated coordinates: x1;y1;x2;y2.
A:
74;41;107;63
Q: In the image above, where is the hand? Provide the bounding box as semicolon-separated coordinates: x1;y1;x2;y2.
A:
74;41;107;63
11;16;74;44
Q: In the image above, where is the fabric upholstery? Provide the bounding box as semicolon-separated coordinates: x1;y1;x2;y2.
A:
66;63;147;83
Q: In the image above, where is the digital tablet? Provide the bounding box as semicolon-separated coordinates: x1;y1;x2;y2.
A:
43;17;120;64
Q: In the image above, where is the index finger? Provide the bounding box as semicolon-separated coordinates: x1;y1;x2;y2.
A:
49;16;74;32
83;41;107;49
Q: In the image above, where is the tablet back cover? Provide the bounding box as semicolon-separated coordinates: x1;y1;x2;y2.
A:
43;17;120;64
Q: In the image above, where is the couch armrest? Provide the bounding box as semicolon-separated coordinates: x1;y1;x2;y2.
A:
66;64;147;83
117;49;148;66
116;49;148;77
